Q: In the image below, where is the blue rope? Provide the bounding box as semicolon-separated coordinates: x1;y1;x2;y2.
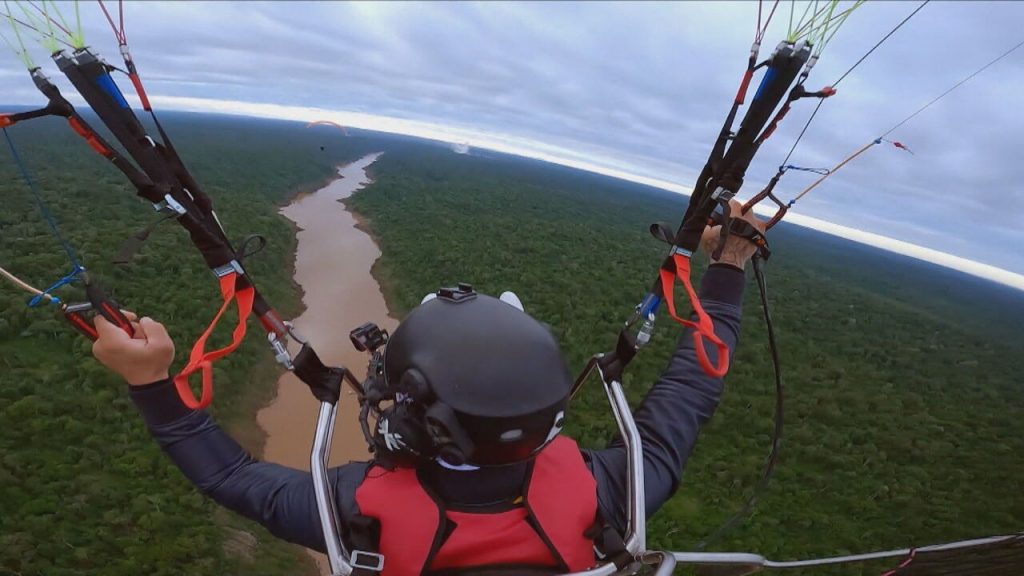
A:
3;127;83;269
27;264;86;307
780;164;831;175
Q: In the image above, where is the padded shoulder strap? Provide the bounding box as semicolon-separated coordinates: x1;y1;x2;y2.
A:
525;436;600;572
355;465;444;575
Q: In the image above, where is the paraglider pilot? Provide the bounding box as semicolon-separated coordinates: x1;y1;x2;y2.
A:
92;201;766;574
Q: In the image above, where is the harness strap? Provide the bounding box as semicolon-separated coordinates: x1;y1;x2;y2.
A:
657;251;730;378
67;116;113;157
173;271;255;409
585;521;633;571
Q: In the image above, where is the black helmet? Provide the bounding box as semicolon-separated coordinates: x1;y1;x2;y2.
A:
381;284;570;467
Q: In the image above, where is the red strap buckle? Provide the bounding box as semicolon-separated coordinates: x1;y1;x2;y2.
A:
658;252;730;378
173;272;255;409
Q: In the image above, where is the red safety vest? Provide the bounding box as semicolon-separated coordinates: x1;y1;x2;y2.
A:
354;436;599;575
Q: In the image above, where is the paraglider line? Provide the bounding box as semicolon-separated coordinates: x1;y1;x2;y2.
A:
882;37;1024;138
0;264;60;303
756;0;780;43
97;0;126;44
25;0;71;38
835;0;929;88
3;127;83;269
781;0;929;167
0;9;72;49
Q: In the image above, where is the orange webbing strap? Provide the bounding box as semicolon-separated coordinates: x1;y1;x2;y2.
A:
67;117;113;158
658;251;730;378
173;272;256;409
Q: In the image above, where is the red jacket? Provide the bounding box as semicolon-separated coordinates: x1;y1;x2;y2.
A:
355;436;599;575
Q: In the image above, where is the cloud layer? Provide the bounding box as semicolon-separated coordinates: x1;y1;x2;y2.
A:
3;1;1022;273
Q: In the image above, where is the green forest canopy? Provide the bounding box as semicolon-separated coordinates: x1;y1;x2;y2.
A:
1;112;1021;574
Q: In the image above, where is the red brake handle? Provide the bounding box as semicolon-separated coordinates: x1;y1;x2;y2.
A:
63;303;100;341
86;282;135;338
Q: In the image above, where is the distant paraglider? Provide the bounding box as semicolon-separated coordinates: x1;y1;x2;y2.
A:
307;120;349;152
306;119;350;136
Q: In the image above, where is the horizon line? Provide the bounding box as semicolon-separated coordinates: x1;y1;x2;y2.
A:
11;94;1024;292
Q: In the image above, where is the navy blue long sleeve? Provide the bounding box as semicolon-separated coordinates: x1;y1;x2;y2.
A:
584;264;744;533
130;265;745;551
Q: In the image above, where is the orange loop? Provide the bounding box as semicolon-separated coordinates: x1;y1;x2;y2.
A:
173;272;256;409
0;115;14;128
658;252;731;377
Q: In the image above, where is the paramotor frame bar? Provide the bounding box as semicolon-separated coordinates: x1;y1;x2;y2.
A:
576;355;647;555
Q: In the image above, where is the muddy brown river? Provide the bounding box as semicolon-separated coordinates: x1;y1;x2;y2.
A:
255;153;396;573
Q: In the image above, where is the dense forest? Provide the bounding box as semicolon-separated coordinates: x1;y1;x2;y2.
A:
2;112;1021;575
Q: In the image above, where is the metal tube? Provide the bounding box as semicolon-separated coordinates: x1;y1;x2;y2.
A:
559;562;621;576
599;365;646;554
570;355;646;557
667;534;1021;572
672;552;767;575
762;534;1019;569
310;401;351;576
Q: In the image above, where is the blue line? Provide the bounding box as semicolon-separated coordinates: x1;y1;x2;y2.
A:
3;128;83;269
27;265;85;307
781;164;830;175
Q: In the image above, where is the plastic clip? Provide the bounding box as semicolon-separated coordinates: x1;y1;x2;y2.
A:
156;194;187;216
268;321;307;371
350;550;385;572
212;260;244;279
710;186;736;202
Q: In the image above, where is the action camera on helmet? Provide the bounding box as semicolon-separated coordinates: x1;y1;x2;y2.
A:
349;322;388;352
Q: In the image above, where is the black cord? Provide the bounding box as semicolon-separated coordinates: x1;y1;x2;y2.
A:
780;0;930;166
698;255;784;549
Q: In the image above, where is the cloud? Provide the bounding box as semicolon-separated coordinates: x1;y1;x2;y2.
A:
2;0;1022;275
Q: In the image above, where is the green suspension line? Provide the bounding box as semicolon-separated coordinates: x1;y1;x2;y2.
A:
43;0;83;49
3;1;34;68
17;0;58;53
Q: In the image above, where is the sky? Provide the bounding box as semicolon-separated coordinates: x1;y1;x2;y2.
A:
2;1;1023;288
